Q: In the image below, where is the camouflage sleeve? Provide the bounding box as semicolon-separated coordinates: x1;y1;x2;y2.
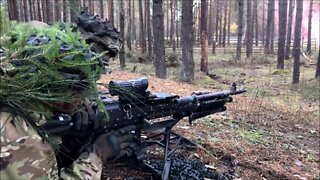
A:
0;111;103;180
59;150;103;180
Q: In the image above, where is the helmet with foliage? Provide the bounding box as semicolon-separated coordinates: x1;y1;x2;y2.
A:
76;12;122;64
0;12;120;117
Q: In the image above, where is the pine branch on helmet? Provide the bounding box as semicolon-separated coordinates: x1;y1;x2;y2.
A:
0;22;107;118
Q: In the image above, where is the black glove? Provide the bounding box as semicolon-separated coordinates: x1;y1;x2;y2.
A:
72;102;104;134
90;125;140;164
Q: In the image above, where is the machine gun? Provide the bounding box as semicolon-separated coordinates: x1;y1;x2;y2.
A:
41;78;245;179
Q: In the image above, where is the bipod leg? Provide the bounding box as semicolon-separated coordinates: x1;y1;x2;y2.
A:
161;127;171;180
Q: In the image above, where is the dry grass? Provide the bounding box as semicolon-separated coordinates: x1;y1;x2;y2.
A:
101;49;319;179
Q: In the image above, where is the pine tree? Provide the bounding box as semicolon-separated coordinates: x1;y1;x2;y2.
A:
139;0;146;53
200;0;208;73
181;0;194;82
306;0;313;55
285;0;295;59
265;0;275;54
127;0;132;51
277;0;288;69
108;0;114;24
153;0;166;78
146;0;153;57
292;0;303;84
236;0;244;60
246;0;253;59
316;45;320;78
119;0;125;69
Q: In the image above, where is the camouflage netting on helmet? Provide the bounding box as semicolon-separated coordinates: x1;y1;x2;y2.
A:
76;12;122;64
0;20;107;116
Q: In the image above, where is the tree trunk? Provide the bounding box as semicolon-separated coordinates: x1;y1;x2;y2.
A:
88;0;93;14
215;1;219;48
170;0;176;51
171;0;176;52
55;0;62;21
306;0;313;54
19;0;25;21
198;4;201;44
46;0;53;23
218;2;223;47
166;0;170;43
69;0;79;23
262;0;265;45
211;0;216;54
100;0;104;19
37;0;42;21
119;0;126;69
7;0;19;20
139;0;146;53
236;0;244;60
127;0;132;51
285;0;295;59
208;0;213;45
132;0;136;43
28;0;34;20
265;0;275;54
292;0;303;84
246;0;253;59
175;0;179;49
316;45;320;78
23;0;28;21
146;0;153;57
181;0;194;82
222;0;227;47
277;0;288;69
200;0;208;73
108;0;114;24
270;8;275;54
227;0;231;46
63;0;68;22
253;0;258;46
153;0;166;79
42;0;48;22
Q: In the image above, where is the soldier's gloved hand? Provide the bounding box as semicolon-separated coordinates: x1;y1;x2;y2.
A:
72;102;104;133
91;125;139;163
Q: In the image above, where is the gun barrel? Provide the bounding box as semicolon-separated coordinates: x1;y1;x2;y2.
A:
196;89;246;101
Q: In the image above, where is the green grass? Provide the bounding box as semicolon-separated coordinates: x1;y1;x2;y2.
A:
289;79;320;101
237;128;267;145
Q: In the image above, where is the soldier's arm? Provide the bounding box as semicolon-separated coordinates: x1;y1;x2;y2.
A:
0;111;103;180
58;151;103;179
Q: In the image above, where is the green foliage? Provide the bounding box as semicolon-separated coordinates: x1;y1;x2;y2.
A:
0;21;105;116
272;69;290;75
0;6;10;36
166;53;179;67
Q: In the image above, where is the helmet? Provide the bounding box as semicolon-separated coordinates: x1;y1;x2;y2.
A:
0;20;114;114
76;12;122;63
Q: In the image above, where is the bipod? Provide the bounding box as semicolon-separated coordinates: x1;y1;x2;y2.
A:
141;120;197;179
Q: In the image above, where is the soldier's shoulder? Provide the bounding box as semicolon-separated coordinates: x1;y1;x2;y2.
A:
0;110;58;179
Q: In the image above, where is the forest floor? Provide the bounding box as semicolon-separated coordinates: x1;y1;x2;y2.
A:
99;50;319;180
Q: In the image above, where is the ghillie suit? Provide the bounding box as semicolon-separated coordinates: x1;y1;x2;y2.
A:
0;12;121;179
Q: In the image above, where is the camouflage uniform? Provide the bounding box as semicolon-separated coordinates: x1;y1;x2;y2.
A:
0;12;122;179
0;110;103;179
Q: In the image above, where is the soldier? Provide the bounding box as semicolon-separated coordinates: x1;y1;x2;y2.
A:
0;13;136;179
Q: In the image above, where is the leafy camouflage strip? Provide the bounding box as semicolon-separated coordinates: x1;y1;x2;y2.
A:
0;111;103;179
